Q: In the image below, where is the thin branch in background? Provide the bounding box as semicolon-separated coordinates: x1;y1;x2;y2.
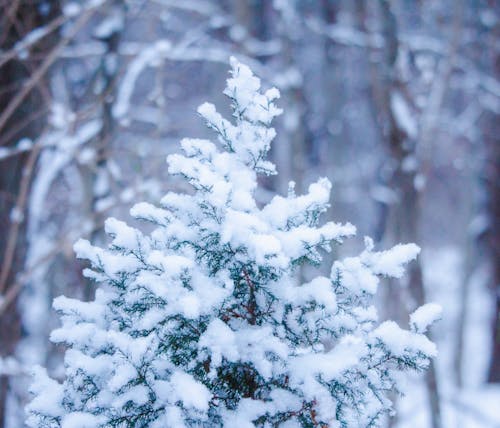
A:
0;142;41;295
0;5;102;138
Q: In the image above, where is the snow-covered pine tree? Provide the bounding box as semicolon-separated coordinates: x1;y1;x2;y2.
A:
27;58;440;428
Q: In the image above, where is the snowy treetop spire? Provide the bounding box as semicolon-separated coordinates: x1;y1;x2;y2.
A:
197;57;282;175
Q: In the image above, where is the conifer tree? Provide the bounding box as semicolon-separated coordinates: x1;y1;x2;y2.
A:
27;58;440;428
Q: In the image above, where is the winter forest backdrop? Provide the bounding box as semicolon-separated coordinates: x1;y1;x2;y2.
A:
0;0;498;427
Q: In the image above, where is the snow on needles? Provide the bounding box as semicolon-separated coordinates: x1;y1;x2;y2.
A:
410;303;442;334
27;58;438;428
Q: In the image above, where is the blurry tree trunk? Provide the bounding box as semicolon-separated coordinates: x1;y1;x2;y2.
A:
417;0;463;391
454;185;478;388
274;4;308;195
484;76;500;383
321;0;343;184
233;0;272;56
0;1;60;425
483;6;500;382
364;1;442;427
80;1;125;300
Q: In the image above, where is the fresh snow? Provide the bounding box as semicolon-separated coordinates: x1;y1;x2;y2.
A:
27;59;439;428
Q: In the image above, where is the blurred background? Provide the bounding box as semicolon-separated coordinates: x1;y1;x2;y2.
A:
0;0;499;427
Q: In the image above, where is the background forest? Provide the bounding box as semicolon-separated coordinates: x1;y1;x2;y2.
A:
0;0;498;427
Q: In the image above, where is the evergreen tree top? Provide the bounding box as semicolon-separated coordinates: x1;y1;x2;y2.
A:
27;58;440;428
